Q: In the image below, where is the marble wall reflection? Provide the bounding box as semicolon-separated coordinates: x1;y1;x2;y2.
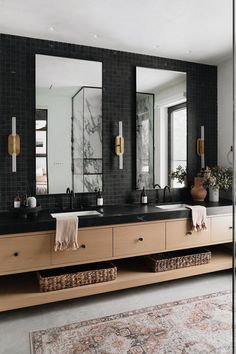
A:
72;87;102;193
136;93;154;189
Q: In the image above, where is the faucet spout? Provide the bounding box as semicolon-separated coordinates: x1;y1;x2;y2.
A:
163;185;171;203
66;188;76;209
153;184;162;203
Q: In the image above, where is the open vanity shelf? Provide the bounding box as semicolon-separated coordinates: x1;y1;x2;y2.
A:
0;247;232;312
0;214;233;312
0;246;232;312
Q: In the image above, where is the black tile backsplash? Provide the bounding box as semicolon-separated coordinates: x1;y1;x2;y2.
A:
0;34;217;211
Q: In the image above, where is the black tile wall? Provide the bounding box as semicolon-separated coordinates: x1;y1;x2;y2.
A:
0;34;217;211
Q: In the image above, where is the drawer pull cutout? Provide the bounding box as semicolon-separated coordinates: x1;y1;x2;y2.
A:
13;252;19;257
81;244;86;249
138;237;144;241
229;226;233;230
186;231;192;236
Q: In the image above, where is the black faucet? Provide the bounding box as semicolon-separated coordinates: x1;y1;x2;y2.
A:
163;185;171;203
153;184;161;203
66;187;76;209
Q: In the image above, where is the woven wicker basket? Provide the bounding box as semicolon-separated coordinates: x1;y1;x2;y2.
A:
145;248;211;272
37;262;117;292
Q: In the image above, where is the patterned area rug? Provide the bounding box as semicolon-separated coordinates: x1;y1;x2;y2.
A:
30;291;232;354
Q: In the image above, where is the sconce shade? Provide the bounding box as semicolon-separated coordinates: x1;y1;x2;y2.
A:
196;125;205;169
8;116;20;172
115;136;124;156
196;138;204;155
8;134;20;156
115;121;124;169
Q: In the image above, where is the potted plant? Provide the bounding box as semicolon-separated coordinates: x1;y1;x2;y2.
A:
199;166;233;202
170;165;187;187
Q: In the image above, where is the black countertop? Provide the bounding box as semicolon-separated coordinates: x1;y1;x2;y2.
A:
0;200;232;236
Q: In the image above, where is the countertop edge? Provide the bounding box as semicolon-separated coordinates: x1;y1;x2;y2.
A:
0;202;232;236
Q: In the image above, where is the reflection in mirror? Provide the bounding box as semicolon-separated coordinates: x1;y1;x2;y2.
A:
35;55;102;195
72;87;102;193
36;109;48;194
136;67;187;190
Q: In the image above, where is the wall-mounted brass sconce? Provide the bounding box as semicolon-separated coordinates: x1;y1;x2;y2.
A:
8;117;20;172
115;121;124;169
196;125;205;169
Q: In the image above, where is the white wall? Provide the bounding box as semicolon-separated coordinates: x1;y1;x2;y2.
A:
36;88;72;194
217;58;233;167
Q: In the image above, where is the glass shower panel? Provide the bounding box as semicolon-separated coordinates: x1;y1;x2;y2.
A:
72;87;102;193
136;93;154;190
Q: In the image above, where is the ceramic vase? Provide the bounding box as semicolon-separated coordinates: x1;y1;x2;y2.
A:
208;186;219;202
190;177;207;201
27;196;37;208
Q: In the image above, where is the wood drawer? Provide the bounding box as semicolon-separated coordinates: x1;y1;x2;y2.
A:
166;219;211;250
211;215;232;242
113;222;165;257
0;233;51;275
51;228;112;265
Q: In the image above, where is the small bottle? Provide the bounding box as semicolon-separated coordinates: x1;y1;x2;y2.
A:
141;187;148;205
14;193;21;208
23;194;28;207
96;189;103;207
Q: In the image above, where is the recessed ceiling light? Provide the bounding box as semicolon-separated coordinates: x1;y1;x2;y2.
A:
49;26;55;32
93;34;99;39
153;45;160;49
186;50;192;54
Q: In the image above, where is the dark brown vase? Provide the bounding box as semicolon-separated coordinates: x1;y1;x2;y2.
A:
190;177;207;201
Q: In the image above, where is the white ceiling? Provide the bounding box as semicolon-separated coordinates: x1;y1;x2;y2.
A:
0;0;232;65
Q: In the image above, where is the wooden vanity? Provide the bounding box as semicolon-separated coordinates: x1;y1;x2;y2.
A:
0;214;232;312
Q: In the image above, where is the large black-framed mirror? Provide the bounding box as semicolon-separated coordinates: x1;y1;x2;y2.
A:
35;54;102;195
136;67;187;190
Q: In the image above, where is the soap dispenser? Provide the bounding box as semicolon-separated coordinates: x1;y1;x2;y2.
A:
96;189;103;207
141;187;148;205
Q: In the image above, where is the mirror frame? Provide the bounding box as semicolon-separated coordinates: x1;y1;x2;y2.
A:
34;54;103;196
135;66;188;191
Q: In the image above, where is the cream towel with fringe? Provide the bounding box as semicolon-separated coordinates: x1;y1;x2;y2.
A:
54;216;79;251
186;205;207;232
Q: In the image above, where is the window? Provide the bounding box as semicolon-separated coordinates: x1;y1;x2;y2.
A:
168;103;187;188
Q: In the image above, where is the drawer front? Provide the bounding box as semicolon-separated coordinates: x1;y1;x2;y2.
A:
166;219;211;250
51;228;112;265
211;215;233;242
113;223;165;257
0;234;51;274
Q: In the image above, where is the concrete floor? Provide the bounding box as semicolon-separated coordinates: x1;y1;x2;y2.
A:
0;270;232;354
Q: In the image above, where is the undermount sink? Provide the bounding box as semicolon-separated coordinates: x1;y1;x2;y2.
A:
51;210;102;218
155;203;188;211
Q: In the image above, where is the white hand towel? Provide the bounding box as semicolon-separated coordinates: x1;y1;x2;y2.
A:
186;205;207;231
54;216;79;251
